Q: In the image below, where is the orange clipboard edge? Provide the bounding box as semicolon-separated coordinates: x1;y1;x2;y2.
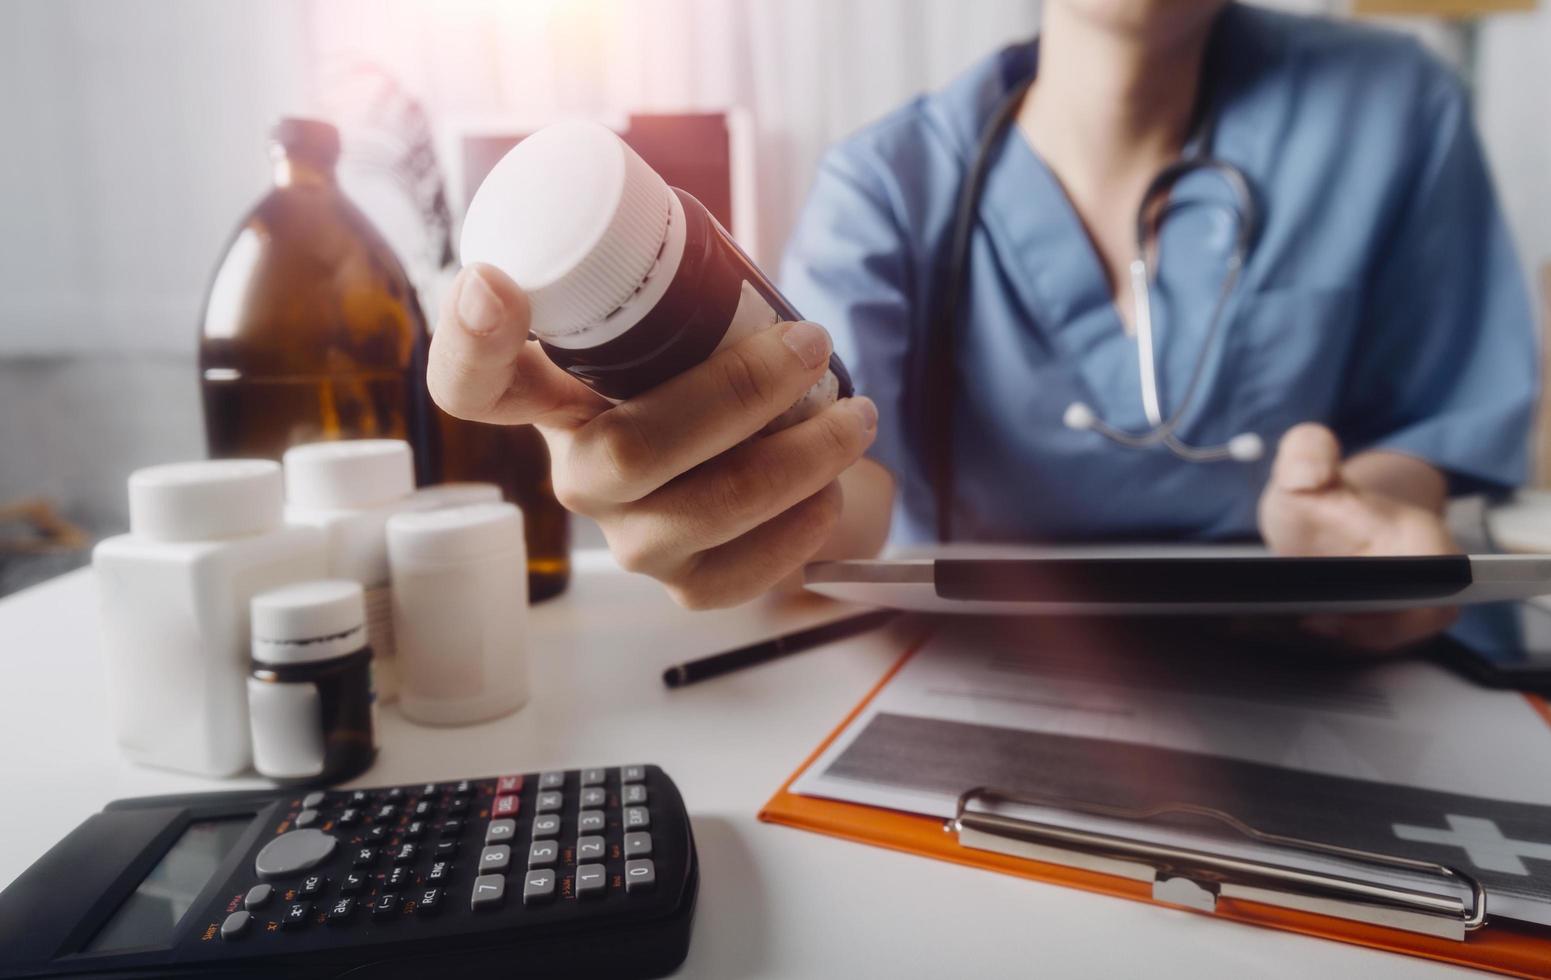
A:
758;628;1551;979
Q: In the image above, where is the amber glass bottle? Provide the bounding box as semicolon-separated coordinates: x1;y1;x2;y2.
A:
200;117;570;599
199;118;435;479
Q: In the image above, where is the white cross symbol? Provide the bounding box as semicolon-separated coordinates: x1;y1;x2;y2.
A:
1393;815;1551;875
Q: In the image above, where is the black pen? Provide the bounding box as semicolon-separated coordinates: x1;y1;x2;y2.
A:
662;609;899;689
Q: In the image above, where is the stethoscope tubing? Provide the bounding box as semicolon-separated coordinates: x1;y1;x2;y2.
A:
927;53;1262;541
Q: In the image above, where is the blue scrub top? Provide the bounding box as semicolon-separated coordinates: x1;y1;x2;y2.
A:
780;4;1536;546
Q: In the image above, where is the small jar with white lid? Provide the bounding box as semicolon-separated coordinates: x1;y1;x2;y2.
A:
282;439;419;702
386;502;531;726
94;459;325;777
460;120;853;431
247;580;378;786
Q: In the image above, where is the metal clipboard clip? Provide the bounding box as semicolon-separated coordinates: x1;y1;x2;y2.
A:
946;787;1487;941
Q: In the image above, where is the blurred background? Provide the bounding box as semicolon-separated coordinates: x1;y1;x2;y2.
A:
2;0;1548;595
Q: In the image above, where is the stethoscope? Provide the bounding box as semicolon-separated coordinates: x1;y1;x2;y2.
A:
925;62;1264;542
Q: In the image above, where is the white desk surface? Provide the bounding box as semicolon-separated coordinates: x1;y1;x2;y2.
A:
0;552;1477;979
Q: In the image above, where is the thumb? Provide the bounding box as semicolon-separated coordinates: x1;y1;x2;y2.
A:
1270;423;1343;493
427;263;607;430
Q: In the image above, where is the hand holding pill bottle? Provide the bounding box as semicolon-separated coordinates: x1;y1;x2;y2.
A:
430;122;892;610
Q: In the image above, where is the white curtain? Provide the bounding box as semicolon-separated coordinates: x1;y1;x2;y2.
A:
2;0;1543;357
305;0;1551;312
307;0;1045;268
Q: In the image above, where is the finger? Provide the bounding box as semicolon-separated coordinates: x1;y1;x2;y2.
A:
1301;606;1458;652
563;321;835;504
1259;483;1377;556
427;263;607;429
615;397;877;564
665;481;845;610
1270;423;1343;493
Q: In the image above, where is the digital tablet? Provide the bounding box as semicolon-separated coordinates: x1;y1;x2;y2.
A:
803;553;1551;615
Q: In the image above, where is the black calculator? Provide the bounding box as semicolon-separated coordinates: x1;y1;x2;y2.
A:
0;765;697;979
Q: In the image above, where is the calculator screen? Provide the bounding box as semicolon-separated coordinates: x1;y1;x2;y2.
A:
84;817;253;953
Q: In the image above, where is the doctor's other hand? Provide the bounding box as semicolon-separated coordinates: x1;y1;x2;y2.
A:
427;263;893;609
1257;422;1458;651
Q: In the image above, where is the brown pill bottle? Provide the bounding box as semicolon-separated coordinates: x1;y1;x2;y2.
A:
246;580;378;787
459;121;852;429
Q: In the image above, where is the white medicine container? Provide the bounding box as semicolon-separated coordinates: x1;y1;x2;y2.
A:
282;439;505;702
386;501;530;726
282;440;418;701
94;459;325;777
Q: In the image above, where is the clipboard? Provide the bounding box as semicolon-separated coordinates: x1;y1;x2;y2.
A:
759;631;1551;978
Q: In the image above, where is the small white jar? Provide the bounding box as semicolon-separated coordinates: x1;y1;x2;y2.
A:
386;502;530;725
94;459;325;777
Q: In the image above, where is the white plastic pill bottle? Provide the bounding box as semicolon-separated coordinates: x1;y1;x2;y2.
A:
282;439;419;701
94;459;325;777
386;502;530;726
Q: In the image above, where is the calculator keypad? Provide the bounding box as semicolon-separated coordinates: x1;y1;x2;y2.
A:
574;864;607;898
625;859;656;894
282;903;312;929
220;910;253;940
211;765;677;948
417;887;443;915
523;869;556;905
471;874;505;911
479;845;511;872
486;818;516;844
243;883;273;909
531;814;560;838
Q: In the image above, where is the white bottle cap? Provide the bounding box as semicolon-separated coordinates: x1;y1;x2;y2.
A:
251;579;368;664
128;459;284;542
283;439;415;510
386;501;525;566
407;482;504;512
460;120;674;345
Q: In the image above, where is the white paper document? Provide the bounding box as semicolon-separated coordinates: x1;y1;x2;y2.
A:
791;617;1551;925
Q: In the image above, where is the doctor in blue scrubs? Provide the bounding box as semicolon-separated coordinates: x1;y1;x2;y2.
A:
427;0;1535;647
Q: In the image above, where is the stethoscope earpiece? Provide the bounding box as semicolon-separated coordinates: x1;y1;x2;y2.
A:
929;62;1263;543
1065;401;1264;463
1062;402;1097;432
1063;159;1262;467
1226;432;1264;463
